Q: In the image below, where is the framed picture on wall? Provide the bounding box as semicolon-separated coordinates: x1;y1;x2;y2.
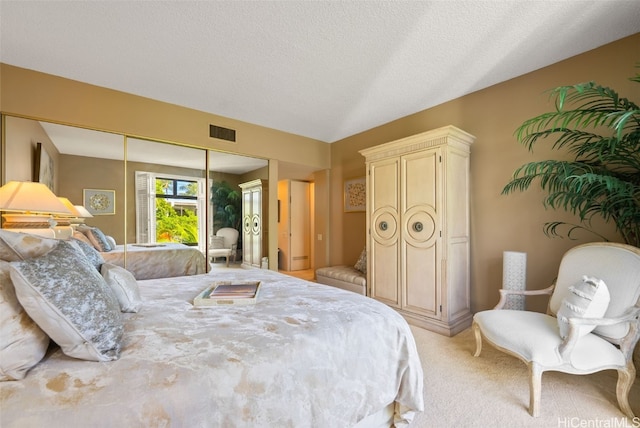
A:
35;142;55;192
344;177;366;212
83;189;116;215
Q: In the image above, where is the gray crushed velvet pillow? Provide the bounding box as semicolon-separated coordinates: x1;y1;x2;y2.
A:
85;227;113;252
10;240;123;362
70;237;105;270
354;248;367;275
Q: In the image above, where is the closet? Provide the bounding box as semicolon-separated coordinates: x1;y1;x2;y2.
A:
360;126;475;336
240;179;268;268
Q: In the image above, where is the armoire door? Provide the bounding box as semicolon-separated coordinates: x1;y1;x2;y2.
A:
401;149;441;319
242;189;254;266
369;157;401;307
249;187;262;267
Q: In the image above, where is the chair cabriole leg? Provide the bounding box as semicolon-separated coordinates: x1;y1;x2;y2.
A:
616;361;636;419
529;363;542;417
472;322;482;357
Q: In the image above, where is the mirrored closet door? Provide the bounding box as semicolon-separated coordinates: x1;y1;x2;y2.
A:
2;114;271;270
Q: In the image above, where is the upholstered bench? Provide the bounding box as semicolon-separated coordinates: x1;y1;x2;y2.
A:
315;265;366;295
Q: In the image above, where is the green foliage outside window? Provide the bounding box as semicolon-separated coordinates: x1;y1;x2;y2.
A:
155;179;199;244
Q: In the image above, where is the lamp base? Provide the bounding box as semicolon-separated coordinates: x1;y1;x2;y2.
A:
1;226;73;239
2;213;54;224
2;214;72;239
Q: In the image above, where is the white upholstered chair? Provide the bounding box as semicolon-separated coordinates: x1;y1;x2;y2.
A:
473;242;640;418
208;227;239;267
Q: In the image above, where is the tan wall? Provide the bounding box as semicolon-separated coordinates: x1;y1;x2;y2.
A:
58;154;125;242
4;116;60;190
330;33;640;312
0;64;330;170
1;64;331;269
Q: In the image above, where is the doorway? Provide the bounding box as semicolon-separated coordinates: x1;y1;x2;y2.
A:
277;179;312;272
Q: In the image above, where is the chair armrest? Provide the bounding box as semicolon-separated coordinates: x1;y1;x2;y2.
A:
494;284;555;309
558;306;640;360
568;306;640;328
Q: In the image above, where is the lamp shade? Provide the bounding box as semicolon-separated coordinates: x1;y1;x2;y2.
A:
0;181;71;215
57;197;82;217
74;205;94;218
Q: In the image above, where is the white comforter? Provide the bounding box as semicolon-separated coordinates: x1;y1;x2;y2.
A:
101;243;206;280
0;267;424;427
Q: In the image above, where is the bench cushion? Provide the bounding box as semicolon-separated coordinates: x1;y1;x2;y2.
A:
316;266;366;288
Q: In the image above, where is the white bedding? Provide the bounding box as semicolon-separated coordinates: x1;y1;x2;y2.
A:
0;267;424;427
101;243;206;280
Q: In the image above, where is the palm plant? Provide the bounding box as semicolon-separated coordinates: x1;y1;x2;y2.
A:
502;70;640;247
210;179;242;239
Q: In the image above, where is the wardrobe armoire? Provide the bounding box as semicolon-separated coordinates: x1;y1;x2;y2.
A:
360;126;475;336
240;179;268;268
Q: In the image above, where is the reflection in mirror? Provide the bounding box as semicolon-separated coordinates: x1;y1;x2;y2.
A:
126;138;207;253
2;115;275;271
208;150;268;267
3;116;126;243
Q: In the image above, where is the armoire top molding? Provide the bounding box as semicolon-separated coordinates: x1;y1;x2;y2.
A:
359;125;475;161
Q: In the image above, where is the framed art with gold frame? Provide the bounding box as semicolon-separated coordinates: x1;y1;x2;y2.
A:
83;189;116;215
344;177;366;212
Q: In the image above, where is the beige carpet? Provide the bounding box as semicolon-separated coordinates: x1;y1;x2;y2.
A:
408;326;640;427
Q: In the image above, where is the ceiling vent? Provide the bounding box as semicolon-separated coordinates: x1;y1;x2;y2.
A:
209;124;236;142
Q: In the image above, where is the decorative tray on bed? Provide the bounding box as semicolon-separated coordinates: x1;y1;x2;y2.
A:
194;281;262;306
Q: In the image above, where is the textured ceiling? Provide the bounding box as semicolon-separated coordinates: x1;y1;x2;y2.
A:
1;1;639;143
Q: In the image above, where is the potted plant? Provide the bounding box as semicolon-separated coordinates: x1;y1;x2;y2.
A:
503;70;640;247
210;179;242;248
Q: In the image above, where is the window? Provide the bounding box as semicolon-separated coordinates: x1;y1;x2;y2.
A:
135;171;206;252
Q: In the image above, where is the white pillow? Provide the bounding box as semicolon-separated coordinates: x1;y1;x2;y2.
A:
10;240;123;362
0;229;58;262
105;235;117;249
557;275;610;339
101;263;143;313
0;260;49;381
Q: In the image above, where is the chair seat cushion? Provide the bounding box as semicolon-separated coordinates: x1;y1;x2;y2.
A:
209;248;232;257
474;310;624;370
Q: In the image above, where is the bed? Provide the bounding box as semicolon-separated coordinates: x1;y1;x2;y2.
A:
100;243;207;280
0;230;424;427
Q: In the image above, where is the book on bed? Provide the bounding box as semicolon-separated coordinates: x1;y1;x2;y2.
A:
194;281;261;306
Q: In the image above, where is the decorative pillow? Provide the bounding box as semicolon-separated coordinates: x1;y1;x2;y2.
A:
0;229;58;262
101;263;143;313
84;227;113;252
10;240;123;362
0;261;49;381
69;237;105;270
105;235;117;249
354;248;367;275
72;230;93;246
211;236;225;249
557;275;610;339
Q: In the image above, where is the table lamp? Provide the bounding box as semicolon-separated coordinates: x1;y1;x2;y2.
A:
73;204;94;223
0;181;73;238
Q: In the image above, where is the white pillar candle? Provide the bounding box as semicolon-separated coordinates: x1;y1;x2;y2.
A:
503;251;527;310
